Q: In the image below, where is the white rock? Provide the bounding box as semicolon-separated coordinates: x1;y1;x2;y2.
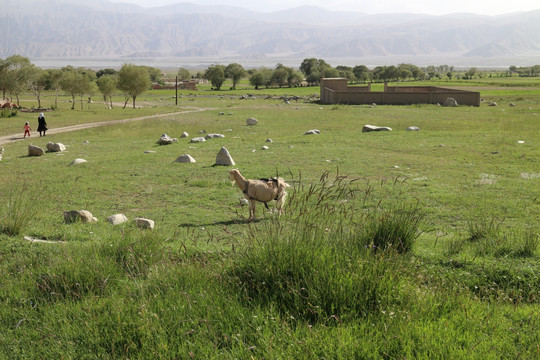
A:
205;133;225;139
107;214;128;225
406;126;420;131
304;129;321;135
64;210;97;223
261;145;269;150
190;137;206;143
246;117;258;126
443;98;458;107
180;131;189;138
174;154;196;163
69;158;87;166
362;125;392;132
215;146;235;166
46;142;66;152
157;133;178;145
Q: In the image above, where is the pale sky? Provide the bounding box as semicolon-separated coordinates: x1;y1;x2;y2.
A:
112;0;540;16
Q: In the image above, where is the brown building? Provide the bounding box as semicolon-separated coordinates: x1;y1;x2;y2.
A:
320;78;480;106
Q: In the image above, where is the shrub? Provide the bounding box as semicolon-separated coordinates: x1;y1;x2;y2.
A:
0;185;37;236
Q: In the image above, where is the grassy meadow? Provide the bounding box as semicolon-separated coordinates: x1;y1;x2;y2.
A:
0;77;539;358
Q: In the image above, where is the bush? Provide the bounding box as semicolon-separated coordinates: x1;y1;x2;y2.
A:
0;185;37;236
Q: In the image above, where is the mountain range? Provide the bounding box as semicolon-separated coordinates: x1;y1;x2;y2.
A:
1;0;540;67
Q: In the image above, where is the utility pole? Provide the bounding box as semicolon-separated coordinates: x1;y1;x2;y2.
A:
175;76;178;106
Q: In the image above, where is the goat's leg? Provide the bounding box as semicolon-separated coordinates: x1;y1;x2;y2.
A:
249;200;256;220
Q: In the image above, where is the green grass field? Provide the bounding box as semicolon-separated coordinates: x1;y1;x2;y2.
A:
0;77;539;359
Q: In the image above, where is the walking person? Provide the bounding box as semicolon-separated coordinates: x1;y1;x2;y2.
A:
23;122;31;138
37;112;48;136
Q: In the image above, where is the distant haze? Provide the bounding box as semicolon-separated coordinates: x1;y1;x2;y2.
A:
112;0;540;16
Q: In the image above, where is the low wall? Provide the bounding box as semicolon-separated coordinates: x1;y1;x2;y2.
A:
320;78;480;106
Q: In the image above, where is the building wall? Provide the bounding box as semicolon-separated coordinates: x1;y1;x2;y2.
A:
320;78;480;106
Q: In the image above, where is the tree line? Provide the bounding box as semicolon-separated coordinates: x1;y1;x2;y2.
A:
2;54;540;110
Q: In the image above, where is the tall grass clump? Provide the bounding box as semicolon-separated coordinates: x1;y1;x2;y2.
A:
228;172;424;323
0;184;37;236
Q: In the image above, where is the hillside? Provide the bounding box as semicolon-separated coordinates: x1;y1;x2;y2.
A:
1;0;540;64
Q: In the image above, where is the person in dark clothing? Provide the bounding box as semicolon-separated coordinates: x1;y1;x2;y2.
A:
37;112;48;136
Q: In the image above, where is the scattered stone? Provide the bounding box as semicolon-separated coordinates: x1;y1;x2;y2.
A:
69;158;87;166
362;125;392;132
174;154;196;163
199;129;206;134
82;141;90;144
406;126;420;131
144;150;156;153
266;138;273;143
107;214;128;225
240;198;249;206
64;210;97;223
246;117;258;126
190;137;206;143
215;146;235;166
517;140;525;144
491;151;499;154
157;133;178;145
23;235;65;244
205;133;225;139
443;98;458;107
46;142;66;152
509;103;516;107
28;145;45;156
488;102;498;106
261;145;269;150
304;129;321;135
218;112;225;115
134;217;154;230
180;131;189;138
0;147;3;162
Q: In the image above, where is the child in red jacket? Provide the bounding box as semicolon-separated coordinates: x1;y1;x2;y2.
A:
23;122;31;138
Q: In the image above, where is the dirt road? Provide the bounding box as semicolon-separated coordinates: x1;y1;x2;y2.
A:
0;107;211;146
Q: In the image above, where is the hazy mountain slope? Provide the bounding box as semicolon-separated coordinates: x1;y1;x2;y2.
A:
1;0;539;60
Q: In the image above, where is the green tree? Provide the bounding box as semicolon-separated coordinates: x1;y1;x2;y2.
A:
27;65;47;108
225;63;246;90
270;67;288;88
177;67;191;81
117;63;151;109
4;55;33;106
96;68;117;78
353;65;370;83
46;69;63;109
204;65;226;90
249;71;265;90
96;74;117;109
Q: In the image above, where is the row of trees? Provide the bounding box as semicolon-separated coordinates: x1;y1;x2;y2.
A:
0;55;160;109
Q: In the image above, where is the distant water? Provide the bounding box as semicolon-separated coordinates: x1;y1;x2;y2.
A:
29;56;532;70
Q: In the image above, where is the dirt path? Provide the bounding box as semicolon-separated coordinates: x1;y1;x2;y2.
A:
0;107;213;146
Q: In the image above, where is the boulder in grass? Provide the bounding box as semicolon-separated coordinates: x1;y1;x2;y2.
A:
180;131;189;138
69;158;87;166
304;129;321;135
134;217;154;230
246;117;258;126
406;126;420;131
157;133;178;145
0;147;4;162
64;210;98;223
215;146;235;166
362;125;392;132
28;145;45;156
46;142;66;152
174;154;196;163
205;133;225;140
190;137;206;143
443;98;458;107
107;214;128;225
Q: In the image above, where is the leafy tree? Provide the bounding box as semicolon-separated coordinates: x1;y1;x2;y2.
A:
96;68;117;78
142;66;162;84
27;65;47;108
0;59;9;100
249;71;265;90
97;74;117;108
116;63;151;109
204;65;226;90
177;67;191;80
300;58;331;77
225;63;246;89
270;67;288;88
336;65;356;83
45;69;63;109
353;65;370;83
4;55;33;106
60;68;86;110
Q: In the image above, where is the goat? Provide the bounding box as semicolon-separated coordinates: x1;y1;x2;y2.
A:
229;168;289;220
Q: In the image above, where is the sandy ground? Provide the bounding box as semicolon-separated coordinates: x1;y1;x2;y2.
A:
0;107;211;146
